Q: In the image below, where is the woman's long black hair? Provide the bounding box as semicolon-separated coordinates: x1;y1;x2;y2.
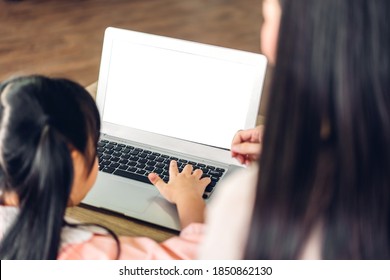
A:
0;75;106;259
245;0;390;259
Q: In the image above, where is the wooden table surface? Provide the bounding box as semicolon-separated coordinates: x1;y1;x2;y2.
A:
66;205;178;242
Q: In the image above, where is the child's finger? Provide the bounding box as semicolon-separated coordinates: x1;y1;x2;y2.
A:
148;173;166;190
169;160;179;177
182;164;193;174
200;177;211;189
192;168;203;179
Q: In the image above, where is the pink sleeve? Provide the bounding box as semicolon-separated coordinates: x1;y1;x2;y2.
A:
58;223;205;260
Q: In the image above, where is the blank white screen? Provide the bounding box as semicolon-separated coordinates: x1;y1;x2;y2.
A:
103;41;258;149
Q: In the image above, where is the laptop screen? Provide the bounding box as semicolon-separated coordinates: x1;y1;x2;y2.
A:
101;34;265;150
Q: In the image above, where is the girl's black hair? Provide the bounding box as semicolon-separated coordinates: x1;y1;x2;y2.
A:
0;75;119;259
245;0;390;259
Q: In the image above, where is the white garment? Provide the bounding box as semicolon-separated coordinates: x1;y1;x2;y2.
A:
199;164;258;259
198;164;321;259
0;206;105;249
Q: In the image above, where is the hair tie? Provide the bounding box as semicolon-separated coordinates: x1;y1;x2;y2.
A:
38;115;51;128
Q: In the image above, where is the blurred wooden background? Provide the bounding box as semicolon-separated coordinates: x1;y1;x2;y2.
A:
0;0;262;87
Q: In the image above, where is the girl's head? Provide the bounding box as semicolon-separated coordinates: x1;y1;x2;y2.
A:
0;75;101;259
247;0;390;259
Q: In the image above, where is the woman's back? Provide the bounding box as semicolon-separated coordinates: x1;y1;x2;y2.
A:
202;0;390;260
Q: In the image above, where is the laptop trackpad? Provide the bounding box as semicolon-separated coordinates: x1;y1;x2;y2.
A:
83;173;159;214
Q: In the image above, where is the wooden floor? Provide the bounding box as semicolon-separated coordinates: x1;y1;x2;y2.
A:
0;0;262;87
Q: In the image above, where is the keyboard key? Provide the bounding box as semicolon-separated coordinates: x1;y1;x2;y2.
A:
97;146;105;152
130;156;139;161
156;162;165;168
102;167;115;173
118;164;128;170
154;168;163;174
113;170;151;184
113;151;121;157
128;167;137;173
162;175;169;182
146;155;156;160
145;165;154;171
111;157;120;162
209;170;222;177
211;176;220;182
203;167;211;172
136;169;146;175
109;162;120;168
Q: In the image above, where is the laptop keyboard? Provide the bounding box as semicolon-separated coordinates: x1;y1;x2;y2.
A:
97;139;226;199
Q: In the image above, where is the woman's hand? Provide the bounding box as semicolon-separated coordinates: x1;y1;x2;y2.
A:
148;160;211;229
231;125;264;165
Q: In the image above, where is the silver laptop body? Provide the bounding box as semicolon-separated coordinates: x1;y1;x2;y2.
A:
82;27;267;230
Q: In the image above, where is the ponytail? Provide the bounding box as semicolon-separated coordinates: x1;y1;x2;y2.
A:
0;124;73;259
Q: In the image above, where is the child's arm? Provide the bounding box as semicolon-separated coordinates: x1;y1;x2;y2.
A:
148;160;210;229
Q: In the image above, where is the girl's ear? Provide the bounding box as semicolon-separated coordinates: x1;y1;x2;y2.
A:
68;149;86;206
70;149;84;177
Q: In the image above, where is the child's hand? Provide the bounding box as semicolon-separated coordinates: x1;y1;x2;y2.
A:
147;160;211;228
148;160;210;204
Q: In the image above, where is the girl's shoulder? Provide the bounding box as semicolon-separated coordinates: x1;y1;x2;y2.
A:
0;206;19;240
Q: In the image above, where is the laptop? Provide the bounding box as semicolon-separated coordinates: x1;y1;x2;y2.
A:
82;27;267;231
